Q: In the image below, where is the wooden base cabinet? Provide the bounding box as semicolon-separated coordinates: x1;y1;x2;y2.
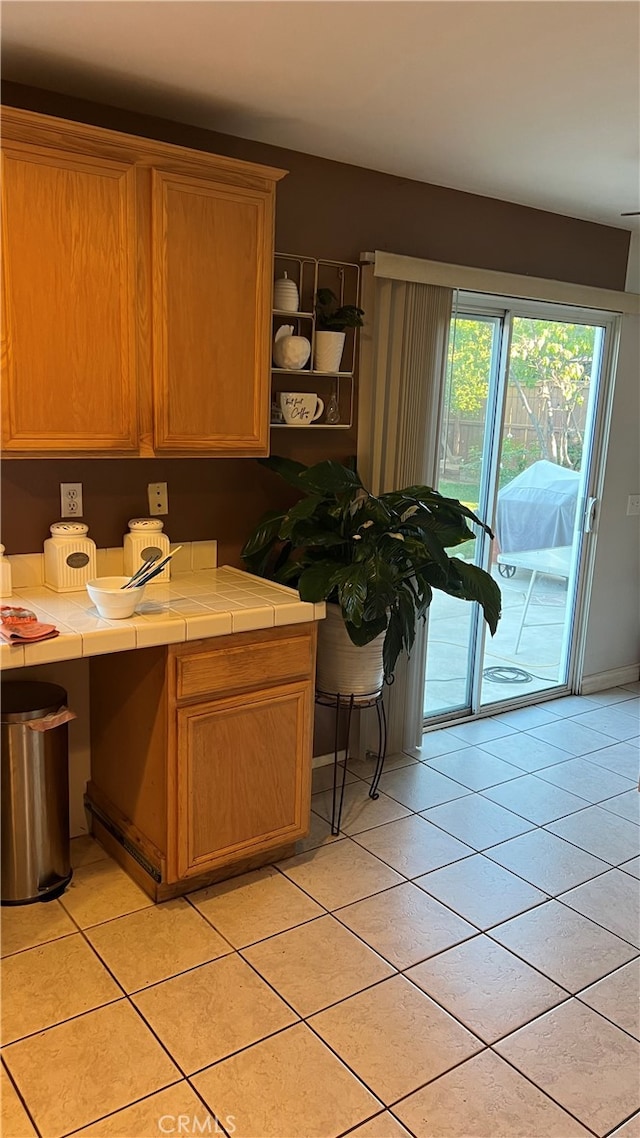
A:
87;624;316;900
176;683;310;879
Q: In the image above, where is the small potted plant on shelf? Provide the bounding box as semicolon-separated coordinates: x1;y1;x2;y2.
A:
314;288;365;373
242;457;501;697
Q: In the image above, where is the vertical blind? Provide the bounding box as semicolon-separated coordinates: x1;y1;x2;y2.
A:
357;266;454;752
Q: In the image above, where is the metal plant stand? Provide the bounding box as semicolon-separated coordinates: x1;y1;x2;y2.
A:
315;689;388;835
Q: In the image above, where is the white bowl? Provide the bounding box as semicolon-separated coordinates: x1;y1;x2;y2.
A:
86;576;146;619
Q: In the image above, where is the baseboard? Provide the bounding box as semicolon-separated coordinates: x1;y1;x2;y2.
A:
312;750;347;769
580;665;640;695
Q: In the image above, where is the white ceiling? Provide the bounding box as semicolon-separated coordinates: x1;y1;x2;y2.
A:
2;0;639;229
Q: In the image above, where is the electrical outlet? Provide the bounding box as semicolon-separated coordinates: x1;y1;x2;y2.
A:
60;483;83;518
148;482;168;516
627;494;640;516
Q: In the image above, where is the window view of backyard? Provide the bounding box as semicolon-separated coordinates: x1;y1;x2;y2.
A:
424;312;601;719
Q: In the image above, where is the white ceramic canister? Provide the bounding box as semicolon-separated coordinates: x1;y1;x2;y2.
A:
273;272;299;313
123;519;171;582
44;522;97;592
0;545;12;598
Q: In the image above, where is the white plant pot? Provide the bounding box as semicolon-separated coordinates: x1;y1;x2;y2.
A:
314;330;345;373
316;604;385;697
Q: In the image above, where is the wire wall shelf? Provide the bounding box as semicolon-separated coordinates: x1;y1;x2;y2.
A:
270;254;361;431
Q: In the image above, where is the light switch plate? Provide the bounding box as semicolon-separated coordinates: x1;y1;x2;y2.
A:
627;495;640;516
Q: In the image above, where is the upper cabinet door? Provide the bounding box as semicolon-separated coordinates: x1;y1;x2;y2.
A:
151;169;274;455
1;144;139;453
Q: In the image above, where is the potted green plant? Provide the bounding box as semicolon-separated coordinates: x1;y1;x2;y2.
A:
314;288;365;373
242;457;501;696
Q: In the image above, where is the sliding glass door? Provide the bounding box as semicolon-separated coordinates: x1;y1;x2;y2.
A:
423;311;503;718
424;295;615;723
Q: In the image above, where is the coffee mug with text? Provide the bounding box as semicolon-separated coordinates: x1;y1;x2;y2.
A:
278;392;324;426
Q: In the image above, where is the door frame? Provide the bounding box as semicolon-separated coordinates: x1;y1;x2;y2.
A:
424;293;622;729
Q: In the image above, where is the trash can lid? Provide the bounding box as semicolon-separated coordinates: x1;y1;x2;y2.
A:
1;681;67;722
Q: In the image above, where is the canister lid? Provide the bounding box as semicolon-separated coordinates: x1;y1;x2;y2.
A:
128;518;164;532
50;522;89;537
1;681;67;722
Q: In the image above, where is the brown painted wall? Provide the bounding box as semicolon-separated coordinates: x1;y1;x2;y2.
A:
2;441;353;565
1;81;632;759
2;81;631;287
1;80;632;564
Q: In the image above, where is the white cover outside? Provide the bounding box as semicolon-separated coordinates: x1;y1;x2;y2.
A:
496;460;580;555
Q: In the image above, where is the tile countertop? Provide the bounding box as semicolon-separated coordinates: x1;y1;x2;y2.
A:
1;567;325;670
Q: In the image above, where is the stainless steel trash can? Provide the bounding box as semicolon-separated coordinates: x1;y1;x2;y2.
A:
1;681;73;904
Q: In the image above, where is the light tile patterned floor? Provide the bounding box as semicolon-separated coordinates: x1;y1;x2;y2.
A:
1;685;639;1138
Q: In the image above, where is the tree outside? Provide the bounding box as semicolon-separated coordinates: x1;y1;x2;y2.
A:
509;318;596;469
441;316;597;496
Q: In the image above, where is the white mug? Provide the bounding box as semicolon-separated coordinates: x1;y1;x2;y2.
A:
279;392;324;426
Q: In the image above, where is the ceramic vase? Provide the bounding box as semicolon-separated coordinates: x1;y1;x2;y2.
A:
273;272;299;313
314;331;345;373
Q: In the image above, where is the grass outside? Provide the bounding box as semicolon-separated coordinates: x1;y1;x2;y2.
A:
438;480;480;562
438;480;479;512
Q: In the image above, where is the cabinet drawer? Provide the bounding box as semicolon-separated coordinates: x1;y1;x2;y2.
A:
175;629;315;701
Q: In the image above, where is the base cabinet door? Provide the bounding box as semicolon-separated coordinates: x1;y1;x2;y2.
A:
175;682;312;879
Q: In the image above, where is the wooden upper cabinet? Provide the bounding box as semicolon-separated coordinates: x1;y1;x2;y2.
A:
1;143;139;453
151;169;274;455
1;107;286;456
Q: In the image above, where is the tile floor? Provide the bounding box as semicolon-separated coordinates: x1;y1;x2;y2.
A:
1;684;639;1138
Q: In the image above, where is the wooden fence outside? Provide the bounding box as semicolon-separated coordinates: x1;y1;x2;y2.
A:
443;387;589;467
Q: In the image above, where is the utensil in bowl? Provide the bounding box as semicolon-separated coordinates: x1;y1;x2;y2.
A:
126;546;182;589
86;577;146;619
120;553;160;589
